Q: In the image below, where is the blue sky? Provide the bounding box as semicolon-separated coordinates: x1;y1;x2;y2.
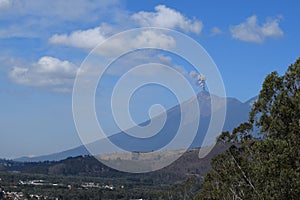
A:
0;0;299;158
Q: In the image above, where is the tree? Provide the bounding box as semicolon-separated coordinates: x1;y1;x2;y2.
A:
196;58;300;199
0;188;3;199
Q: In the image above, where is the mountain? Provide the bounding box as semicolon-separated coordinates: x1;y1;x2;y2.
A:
15;146;90;162
244;95;258;106
15;92;253;162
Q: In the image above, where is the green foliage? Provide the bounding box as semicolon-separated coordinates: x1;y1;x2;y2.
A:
197;58;300;199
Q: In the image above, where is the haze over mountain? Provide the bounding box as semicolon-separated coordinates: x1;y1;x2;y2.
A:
16;91;255;162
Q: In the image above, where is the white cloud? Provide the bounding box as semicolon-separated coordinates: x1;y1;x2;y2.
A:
48;5;203;54
131;5;203;34
106;50;175;76
35;56;77;75
95;29;176;57
0;0;11;9
0;0;119;20
261;18;284;37
210;27;223;36
4;3;202;92
9;56;78;91
49;24;111;50
189;70;198;78
0;0;122;38
134;30;175;48
230;15;284;43
49;29;176;57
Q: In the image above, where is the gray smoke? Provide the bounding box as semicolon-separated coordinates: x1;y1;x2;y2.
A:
189;71;206;91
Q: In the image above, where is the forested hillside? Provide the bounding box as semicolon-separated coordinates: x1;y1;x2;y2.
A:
197;58;300;199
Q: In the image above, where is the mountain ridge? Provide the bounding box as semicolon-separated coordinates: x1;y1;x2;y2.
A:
15;92;254;162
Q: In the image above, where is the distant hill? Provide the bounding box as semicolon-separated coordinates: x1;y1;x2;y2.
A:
15;91;253;162
3;143;231;184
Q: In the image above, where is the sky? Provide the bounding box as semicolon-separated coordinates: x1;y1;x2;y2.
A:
0;0;300;159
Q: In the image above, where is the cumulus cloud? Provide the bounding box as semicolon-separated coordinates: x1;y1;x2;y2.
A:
49;24;112;50
230;15;284;43
49;29;176;57
97;30;176;56
9;56;78;91
128;29;176;51
131;5;203;34
48;5;204;53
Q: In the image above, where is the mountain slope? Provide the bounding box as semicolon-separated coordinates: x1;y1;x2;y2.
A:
16;92;253;162
15;145;90;162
